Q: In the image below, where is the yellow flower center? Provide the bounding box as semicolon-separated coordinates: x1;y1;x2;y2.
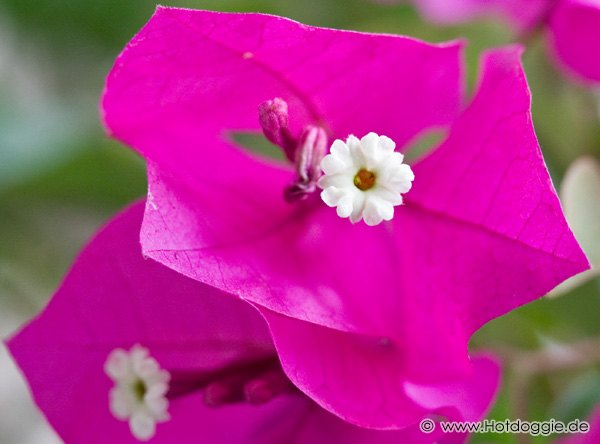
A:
133;379;146;401
353;169;376;191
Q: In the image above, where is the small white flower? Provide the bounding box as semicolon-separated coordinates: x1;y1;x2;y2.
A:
318;133;415;226
104;345;170;441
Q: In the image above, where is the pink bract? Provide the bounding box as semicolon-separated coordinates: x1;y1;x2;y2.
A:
414;0;548;30
549;0;600;83
412;0;600;84
101;7;587;430
6;203;496;443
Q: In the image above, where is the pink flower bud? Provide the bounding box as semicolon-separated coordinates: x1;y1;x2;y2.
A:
258;97;295;160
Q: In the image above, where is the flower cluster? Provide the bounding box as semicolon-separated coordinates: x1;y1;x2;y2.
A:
5;7;588;444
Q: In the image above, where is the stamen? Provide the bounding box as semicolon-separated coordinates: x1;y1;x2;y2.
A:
284;124;328;202
354;169;376;191
132;379;146;401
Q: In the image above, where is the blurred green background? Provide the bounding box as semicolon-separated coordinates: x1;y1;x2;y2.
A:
0;1;599;443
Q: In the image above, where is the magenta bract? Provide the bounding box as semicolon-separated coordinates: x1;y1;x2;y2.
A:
6;203;495;443
549;0;600;83
100;7;587;430
413;0;600;84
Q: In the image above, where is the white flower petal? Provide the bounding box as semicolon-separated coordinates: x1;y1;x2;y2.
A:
360;132;380;165
145;394;169;419
104;349;131;381
373;187;404;206
376;198;395;221
130;412;156;441
318;173;352;190
346;135;366;168
386;180;413;195
130;345;149;367
137;358;160;380
336;194;355;218
378;135;396;154
383;164;414;194
330;139;351;160
363;200;384;226
377;153;409;180
321;154;347;175
349;192;367;224
320;187;345;207
109;388;136;419
145;382;169;401
346;135;361;150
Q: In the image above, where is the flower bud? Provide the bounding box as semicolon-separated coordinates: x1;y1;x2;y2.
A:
258;97;294;160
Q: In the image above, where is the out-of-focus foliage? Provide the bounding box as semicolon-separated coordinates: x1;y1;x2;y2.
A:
0;1;598;443
551;157;600;296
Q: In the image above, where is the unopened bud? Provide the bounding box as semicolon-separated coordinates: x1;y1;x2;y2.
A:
243;367;293;405
258;97;294;160
203;381;244;407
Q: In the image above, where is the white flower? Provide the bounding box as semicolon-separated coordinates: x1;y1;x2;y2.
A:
104;345;170;441
318;133;415;226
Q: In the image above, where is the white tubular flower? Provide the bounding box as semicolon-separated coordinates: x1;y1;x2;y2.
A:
104;345;170;441
318;133;415;226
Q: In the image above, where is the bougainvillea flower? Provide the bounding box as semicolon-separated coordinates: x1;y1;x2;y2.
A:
102;7;587;430
551;156;600;296
411;0;600;84
7;203;498;443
